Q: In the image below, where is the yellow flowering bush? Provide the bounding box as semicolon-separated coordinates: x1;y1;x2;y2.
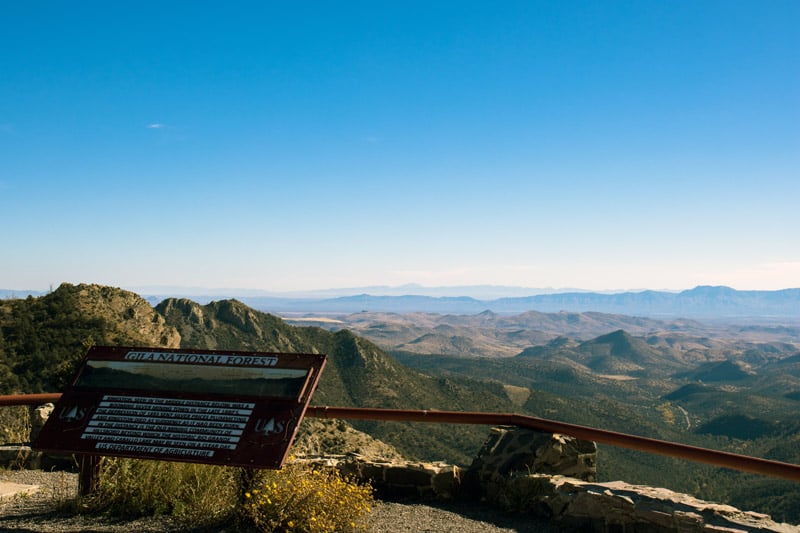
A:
243;462;373;532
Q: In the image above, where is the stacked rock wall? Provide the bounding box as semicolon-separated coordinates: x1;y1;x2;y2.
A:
299;455;461;500
297;426;797;532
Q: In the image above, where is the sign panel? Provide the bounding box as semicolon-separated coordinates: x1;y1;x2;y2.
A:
34;346;326;469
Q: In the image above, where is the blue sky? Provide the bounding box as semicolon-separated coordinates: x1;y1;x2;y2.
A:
2;1;798;293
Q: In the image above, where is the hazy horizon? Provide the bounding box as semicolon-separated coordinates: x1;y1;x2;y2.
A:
2;3;798;292
3;282;798;302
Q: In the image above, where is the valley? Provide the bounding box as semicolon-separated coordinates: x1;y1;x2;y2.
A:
282;308;800;522
1;283;799;522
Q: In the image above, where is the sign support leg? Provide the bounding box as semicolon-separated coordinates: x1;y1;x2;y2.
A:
239;467;257;505
78;454;101;496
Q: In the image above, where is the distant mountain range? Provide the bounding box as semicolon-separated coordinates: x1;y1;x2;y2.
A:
239;286;799;319
136;283;589;300
3;285;798;319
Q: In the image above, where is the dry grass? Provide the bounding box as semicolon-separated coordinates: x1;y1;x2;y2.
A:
0;406;30;445
82;458;238;526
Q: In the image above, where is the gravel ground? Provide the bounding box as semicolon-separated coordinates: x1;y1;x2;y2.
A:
0;470;563;532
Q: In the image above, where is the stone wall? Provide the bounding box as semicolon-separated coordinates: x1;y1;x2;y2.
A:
299;455;461;500
297;426;797;532
297;426;597;502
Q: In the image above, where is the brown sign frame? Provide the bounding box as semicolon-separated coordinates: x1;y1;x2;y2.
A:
34;346;326;469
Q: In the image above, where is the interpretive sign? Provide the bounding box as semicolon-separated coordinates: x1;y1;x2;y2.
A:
34;346;326;469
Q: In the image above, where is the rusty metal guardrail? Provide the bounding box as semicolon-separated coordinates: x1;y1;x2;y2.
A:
307;406;800;482
0;393;62;406
3;394;800;482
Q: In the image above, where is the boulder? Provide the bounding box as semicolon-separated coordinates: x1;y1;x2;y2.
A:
29;403;54;443
465;426;596;504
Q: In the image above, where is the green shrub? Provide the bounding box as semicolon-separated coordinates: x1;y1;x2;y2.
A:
243;462;374;532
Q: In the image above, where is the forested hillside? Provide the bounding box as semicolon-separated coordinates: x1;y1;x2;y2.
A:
0;283;179;393
0;284;512;463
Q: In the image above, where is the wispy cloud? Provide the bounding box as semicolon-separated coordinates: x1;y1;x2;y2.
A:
145;122;186;144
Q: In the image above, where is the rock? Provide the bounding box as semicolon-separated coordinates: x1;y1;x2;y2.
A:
28;403;54;443
531;476;798;532
465;426;597;505
0;446;42;470
468;426;597;481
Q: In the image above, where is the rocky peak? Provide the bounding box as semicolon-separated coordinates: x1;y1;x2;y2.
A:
51;283;179;348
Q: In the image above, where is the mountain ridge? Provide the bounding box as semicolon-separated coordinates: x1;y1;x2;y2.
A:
4;285;798;318
239;286;800;318
0;284;511;463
